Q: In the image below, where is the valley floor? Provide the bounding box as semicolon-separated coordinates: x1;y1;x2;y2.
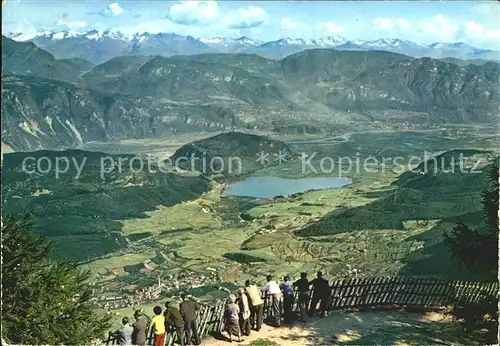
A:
201;310;477;346
79;127;498;314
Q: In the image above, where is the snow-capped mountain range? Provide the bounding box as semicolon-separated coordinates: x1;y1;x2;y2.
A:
5;30;499;64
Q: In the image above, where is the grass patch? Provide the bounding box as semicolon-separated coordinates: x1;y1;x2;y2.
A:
121;203;221;235
223;252;267;264
80;252;156;278
124;263;145;274
157;228;248;261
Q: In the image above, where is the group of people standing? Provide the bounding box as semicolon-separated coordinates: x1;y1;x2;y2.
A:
110;293;201;346
222;271;331;343
110;271;331;345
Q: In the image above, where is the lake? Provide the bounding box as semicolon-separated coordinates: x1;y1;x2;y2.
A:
223;176;352;199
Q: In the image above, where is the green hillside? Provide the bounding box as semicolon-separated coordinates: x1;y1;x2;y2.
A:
169;132;295;176
296;151;494;237
2;36;93;83
1;149;212;261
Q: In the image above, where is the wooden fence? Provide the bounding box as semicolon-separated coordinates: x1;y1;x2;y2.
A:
105;276;498;345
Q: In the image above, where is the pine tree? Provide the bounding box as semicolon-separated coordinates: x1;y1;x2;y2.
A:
443;162;499;343
2;214;111;344
443;162;499;278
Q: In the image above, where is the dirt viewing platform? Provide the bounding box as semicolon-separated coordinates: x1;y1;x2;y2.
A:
201;309;481;345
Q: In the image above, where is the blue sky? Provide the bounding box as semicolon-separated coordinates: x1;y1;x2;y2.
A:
2;1;500;49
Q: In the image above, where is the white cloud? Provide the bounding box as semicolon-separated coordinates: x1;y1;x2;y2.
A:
464;21;484;38
472;3;500;22
316;22;345;35
372;17;393;30
167;1;219;26
225;6;268;29
281;17;298;30
109;3;124;17
66;21;87;30
98;2;124;17
395;18;411;32
421;14;459;42
280;17;315;36
135;21;170;34
366;14;499;48
463;20;500;48
56;17;88;31
372;17;412;32
368;14;497;48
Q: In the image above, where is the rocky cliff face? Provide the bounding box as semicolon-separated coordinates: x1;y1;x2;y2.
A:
2;75;245;151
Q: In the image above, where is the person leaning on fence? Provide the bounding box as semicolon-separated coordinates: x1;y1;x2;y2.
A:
110;316;134;345
179;292;201;345
261;275;282;327
151;306;166;346
293;272;310;322
244;280;264;331
224;294;243;343
132;310;149;346
236;288;251;336
164;301;185;346
280;275;295;324
309;271;330;318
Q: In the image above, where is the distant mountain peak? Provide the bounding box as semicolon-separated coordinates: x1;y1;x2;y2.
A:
199;36;262;46
3;29;498;63
235;36;262;45
3;29;489;52
320;36;347;42
430;42;469;49
261;36;347;48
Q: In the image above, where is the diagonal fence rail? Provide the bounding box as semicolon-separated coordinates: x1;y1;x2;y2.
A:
105;276;498;345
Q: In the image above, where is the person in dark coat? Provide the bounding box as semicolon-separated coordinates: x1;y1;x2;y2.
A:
132;310;149;346
308;271;330;318
293;272;310;322
179;293;200;345
164;301;185;346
